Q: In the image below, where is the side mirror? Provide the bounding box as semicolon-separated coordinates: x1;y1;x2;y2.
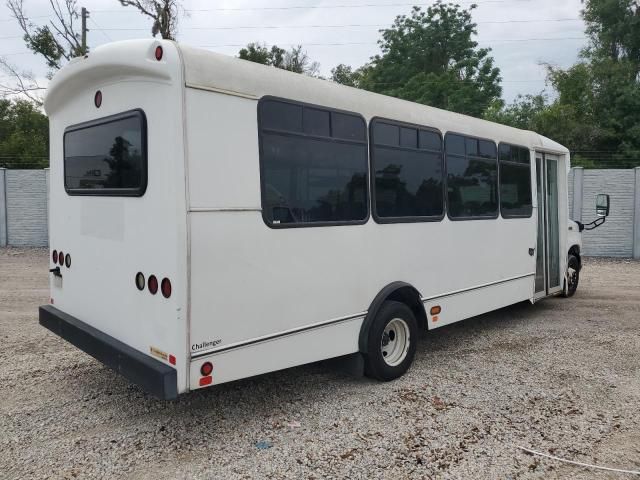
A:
596;194;610;217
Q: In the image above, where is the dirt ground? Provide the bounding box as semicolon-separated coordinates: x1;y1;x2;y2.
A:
1;248;639;479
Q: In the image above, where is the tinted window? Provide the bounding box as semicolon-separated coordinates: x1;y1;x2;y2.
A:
259;99;368;226
419;130;441;151
499;143;532;217
465;137;478;157
261;100;302;132
372;119;443;220
373;122;399;146
445;134;465;156
445;133;498;218
304;108;330;137
64;110;146;195
478;140;497;159
332;112;365;141
400;127;417;148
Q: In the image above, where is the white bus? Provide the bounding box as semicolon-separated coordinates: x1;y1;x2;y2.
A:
39;39;602;400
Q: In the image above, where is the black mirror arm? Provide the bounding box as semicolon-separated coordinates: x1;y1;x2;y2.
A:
581;217;606;231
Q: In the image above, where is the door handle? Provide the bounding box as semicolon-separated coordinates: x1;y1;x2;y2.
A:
49;267;62;278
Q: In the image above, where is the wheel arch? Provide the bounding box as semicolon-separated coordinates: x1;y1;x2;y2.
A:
358;281;427;354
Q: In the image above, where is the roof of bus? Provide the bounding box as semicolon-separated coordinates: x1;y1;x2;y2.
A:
178;43;568;154
44;39;567;154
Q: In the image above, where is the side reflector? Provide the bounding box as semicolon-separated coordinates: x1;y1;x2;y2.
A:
430;305;441;315
161;278;172;298
135;272;145;291
200;362;213;376
148;275;158;295
199;376;212;386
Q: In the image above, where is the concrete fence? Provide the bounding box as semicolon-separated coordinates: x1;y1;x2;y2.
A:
1;166;639;257
568;167;640;258
0;168;49;247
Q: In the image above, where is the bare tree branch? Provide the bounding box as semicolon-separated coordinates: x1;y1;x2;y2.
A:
118;0;180;40
0;57;45;104
48;0;82;55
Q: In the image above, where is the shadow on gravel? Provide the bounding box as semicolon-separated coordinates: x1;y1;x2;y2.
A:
77;298;562;419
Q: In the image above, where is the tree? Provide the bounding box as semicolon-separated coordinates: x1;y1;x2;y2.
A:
484;94;549;131
0;99;49;168
238;43;320;77
488;0;640;167
117;0;180;40
331;64;363;87
1;0;86;103
359;2;502;117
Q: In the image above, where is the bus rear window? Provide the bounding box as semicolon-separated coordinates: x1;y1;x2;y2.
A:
64;110;147;196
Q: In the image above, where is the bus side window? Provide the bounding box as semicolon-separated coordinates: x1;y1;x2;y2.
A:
370;119;444;222
445;133;499;220
499;143;532;218
259;98;369;227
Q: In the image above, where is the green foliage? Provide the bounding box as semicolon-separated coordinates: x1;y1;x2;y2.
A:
358;2;502;117
0;99;48;168
26;26;68;70
331;64;363;87
487;0;640;167
238;43;320;76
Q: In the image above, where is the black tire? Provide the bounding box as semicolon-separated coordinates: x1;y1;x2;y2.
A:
364;301;418;381
563;254;580;297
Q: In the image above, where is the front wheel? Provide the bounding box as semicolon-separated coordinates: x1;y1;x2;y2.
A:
364;301;418;381
563;254;580;297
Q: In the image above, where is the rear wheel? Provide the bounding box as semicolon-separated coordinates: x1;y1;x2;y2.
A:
364;301;417;381
563;254;580;297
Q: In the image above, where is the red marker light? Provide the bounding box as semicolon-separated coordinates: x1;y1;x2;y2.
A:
148;275;158;295
161;278;172;298
52;250;58;263
94;90;102;108
65;254;71;268
155;45;163;61
169;354;176;365
200;362;213;376
58;251;64;266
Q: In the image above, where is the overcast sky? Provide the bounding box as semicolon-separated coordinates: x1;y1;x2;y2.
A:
0;0;588;103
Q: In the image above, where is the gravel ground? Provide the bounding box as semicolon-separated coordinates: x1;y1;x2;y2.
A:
1;248;639;479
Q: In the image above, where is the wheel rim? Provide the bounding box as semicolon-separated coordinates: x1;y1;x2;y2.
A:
380;318;411;367
568;266;578;291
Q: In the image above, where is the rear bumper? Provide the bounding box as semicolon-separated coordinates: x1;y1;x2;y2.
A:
39;305;178;400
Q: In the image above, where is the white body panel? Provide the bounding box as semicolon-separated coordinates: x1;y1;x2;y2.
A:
45;41;190;393
45;39;576;395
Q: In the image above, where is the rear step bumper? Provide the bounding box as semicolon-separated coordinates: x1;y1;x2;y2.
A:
39;305;178;400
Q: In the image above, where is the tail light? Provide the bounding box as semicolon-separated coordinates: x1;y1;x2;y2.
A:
148;275;158;295
200;362;213;376
161;278;172;298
